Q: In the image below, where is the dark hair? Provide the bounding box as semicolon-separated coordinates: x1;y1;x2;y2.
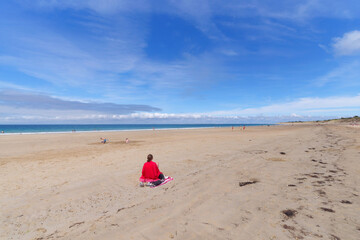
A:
147;154;153;162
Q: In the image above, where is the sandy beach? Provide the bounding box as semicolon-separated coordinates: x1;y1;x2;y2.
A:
1;124;359;239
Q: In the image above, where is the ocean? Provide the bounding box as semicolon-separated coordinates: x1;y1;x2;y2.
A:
0;124;269;134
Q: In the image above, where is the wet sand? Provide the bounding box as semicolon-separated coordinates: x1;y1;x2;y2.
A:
1;124;359;239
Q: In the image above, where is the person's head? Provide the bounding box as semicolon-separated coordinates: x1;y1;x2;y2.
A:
147;154;153;162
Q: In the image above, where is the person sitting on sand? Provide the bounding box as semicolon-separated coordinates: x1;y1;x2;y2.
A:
140;154;165;187
125;138;129;143
100;137;107;144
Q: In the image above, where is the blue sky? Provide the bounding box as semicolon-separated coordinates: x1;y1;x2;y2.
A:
1;0;360;123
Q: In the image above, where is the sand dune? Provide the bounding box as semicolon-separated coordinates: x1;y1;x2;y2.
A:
1;125;359;239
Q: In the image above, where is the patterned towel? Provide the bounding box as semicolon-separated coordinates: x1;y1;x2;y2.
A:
150;177;174;188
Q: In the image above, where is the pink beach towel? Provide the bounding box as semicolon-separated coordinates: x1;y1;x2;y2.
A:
139;176;174;188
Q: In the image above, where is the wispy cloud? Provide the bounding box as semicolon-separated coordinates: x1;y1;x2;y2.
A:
1;16;145;80
0;1;230;101
315;61;360;87
242;0;360;21
208;95;360;116
24;0;150;14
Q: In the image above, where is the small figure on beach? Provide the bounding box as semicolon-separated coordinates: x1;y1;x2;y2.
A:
100;137;107;144
125;138;129;143
1;130;4;134
232;126;234;131
139;154;166;187
243;125;246;130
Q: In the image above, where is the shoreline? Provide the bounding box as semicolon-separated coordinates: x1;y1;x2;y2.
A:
0;124;271;136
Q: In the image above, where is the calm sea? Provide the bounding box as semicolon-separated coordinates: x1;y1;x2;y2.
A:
0;124;268;134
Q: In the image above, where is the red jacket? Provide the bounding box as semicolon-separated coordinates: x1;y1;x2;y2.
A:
141;161;162;180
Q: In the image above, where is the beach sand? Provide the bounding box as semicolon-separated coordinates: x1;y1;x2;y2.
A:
1;124;359;239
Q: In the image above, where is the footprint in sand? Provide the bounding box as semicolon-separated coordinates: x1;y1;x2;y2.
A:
282;209;297;218
315;189;326;196
69;221;85;228
282;224;295;230
320;207;335;213
239;180;258;187
330;234;341;240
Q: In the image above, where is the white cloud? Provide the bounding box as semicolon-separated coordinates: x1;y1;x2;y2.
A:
0;110;334;124
0;90;160;114
1;91;359;123
333;30;360;55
